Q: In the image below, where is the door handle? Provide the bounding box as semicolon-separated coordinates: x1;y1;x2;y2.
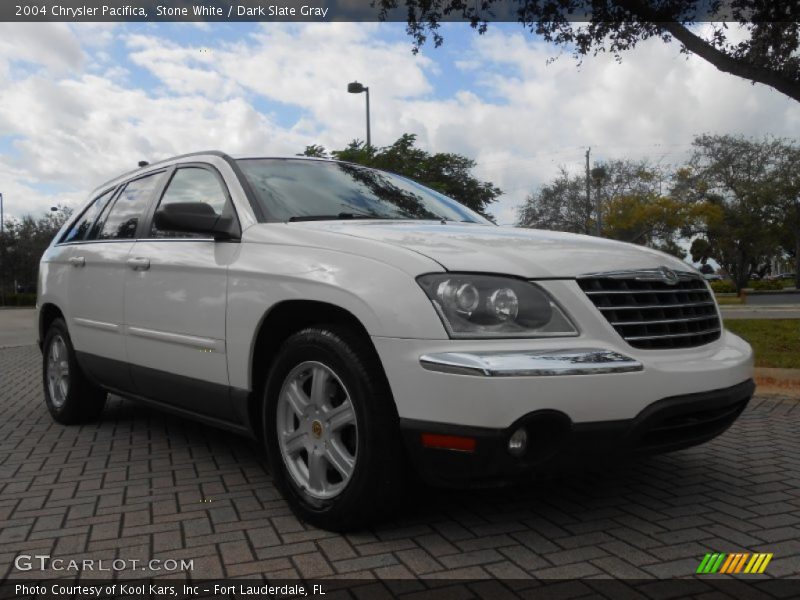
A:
68;256;85;268
127;257;150;271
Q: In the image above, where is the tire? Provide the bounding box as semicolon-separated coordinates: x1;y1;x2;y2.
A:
42;318;107;424
263;324;407;531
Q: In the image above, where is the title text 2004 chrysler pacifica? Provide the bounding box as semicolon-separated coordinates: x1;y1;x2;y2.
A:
37;151;754;530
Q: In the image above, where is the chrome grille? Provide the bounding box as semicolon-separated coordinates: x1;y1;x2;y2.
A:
577;270;721;350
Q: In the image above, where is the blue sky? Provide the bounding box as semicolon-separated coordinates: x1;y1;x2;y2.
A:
0;22;798;226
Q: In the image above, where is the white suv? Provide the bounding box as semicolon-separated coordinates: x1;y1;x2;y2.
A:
37;151;754;530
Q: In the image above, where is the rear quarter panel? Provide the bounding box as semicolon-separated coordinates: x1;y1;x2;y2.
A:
36;244;73;341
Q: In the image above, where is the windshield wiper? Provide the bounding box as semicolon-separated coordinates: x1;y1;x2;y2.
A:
288;212;389;222
436;217;480;224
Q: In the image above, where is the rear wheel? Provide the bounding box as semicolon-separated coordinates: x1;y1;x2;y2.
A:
263;325;406;531
42;318;107;424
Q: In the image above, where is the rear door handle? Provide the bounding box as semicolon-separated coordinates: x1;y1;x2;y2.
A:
127;257;150;271
68;256;85;268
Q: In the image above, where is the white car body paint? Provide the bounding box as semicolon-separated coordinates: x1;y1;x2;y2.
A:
37;153;753;435
124;239;234;387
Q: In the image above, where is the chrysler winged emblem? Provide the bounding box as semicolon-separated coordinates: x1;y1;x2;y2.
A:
659;266;679;285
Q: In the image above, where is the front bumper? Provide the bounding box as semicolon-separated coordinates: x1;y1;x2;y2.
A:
401;379;755;486
372;330;754;428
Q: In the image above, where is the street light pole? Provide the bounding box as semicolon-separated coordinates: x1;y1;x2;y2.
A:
365;86;371;149
347;81;371;148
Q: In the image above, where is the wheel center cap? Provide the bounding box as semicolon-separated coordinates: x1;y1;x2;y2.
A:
311;420;323;438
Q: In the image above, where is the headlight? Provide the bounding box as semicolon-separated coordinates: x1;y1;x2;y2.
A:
417;274;578;339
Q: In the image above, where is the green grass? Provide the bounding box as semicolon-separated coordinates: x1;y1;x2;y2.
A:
724;319;800;369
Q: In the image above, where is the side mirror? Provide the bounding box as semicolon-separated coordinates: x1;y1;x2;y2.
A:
153;202;239;240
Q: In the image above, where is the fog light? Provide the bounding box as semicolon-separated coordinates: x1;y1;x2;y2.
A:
508;427;528;457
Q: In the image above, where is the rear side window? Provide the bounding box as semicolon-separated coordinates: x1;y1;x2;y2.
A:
94;172;165;240
150;167;229;238
61;188;115;243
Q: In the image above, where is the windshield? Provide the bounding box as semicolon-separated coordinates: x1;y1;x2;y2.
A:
237;158;491;224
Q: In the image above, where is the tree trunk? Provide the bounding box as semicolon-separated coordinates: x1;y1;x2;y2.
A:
795;230;800;290
736;272;750;294
734;248;750;293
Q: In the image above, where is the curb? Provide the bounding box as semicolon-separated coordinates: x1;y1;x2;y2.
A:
754;367;800;397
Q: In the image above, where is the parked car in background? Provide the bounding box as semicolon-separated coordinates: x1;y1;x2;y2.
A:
15;283;36;294
36;151;755;530
766;272;796;282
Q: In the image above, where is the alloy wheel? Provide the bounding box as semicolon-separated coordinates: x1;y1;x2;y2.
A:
276;361;359;500
46;334;70;408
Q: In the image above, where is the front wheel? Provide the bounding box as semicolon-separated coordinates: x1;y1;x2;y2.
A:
42;318;107;424
263;325;406;531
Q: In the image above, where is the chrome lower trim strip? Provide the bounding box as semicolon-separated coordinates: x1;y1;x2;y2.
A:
126;326;225;353
419;348;643;377
73;317;120;333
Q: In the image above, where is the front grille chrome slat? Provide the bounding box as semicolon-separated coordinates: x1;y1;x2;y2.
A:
625;327;722;342
577;269;722;350
597;301;715;311
611;315;719;327
584;289;707;295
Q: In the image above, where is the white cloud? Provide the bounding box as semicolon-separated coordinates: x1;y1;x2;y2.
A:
0;72;303;184
410;27;800;224
125;23;437;145
0;154;91;223
0;22;798;227
0;23;84;79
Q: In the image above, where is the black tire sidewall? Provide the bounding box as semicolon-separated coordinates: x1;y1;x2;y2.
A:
42;318;81;422
263;327;398;528
42;318;105;424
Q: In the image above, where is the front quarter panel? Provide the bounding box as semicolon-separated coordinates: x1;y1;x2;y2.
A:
226;240;448;391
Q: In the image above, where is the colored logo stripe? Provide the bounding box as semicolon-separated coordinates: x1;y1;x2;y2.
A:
697;553;725;573
746;553;773;574
719;554;737;573
697;553;773;574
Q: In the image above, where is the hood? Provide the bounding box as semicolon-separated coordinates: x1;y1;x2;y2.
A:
282;221;693;279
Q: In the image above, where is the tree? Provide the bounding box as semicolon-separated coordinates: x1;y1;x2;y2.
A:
298;144;328;158
0;205;71;303
517;158;700;257
603;193;699;258
676;134;790;291
517;167;593;234
302;134;502;217
773;145;800;288
377;1;800;103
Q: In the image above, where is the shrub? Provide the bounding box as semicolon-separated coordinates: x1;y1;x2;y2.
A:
1;293;36;307
710;280;737;293
752;279;784;291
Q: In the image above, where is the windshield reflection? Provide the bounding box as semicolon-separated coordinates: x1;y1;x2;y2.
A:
237;159;490;224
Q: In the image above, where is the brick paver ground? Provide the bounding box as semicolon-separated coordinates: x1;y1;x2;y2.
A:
1;345;799;583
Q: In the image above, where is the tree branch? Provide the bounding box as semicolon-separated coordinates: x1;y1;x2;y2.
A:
615;0;800;103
